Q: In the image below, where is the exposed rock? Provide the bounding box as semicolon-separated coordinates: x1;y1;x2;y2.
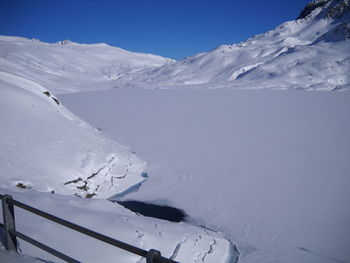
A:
16;182;31;189
58;39;73;45
326;0;350;18
297;0;350;20
297;0;331;19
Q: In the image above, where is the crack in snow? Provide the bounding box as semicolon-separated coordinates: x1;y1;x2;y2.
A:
63;155;119;197
170;236;189;260
201;238;216;262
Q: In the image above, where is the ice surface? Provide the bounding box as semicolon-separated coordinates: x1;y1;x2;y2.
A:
60;88;350;263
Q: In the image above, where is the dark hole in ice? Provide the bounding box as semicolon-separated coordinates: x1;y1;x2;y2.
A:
115;200;187;223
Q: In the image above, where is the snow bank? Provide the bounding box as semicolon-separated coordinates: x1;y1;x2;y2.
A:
0;188;238;263
0;72;145;198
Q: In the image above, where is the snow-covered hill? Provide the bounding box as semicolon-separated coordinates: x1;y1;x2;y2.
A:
0;34;176;197
115;0;350;90
0;35;173;93
0;71;147;198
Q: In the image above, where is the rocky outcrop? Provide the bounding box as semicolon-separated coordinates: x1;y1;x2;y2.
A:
297;0;350;20
297;0;331;19
326;0;350;18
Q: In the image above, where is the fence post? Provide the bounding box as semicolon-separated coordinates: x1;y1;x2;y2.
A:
146;249;161;263
2;194;18;252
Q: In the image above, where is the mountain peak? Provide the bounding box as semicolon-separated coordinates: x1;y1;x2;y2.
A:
297;0;331;19
297;0;349;20
57;39;75;45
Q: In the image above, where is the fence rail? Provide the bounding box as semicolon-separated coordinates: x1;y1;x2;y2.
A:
0;194;179;263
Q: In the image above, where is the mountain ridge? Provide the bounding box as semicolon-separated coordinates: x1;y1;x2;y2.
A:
112;0;349;90
0;34;174;93
1;0;349;92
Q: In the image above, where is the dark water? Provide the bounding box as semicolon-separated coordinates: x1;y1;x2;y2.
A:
114;200;240;262
115;200;187;223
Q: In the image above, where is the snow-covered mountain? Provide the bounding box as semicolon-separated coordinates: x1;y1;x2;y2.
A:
115;0;350;90
0;35;173;93
1;0;349;92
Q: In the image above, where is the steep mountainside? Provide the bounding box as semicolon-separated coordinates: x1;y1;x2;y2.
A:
115;0;350;90
1;1;348;92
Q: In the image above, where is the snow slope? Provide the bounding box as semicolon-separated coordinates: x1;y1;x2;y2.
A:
1;1;349;93
0;35;173;94
0;71;146;198
114;0;350;91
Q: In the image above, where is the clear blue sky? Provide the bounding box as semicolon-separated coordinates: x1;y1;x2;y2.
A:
0;0;310;60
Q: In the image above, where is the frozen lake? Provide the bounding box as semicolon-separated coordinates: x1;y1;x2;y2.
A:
60;88;350;263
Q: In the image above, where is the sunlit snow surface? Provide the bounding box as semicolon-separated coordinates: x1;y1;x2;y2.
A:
114;1;350;91
60;88;350;263
0;35;173;94
1;0;350;262
0;188;237;263
0;74;146;199
0;35;237;263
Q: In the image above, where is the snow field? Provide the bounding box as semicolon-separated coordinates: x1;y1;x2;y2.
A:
60;88;350;263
